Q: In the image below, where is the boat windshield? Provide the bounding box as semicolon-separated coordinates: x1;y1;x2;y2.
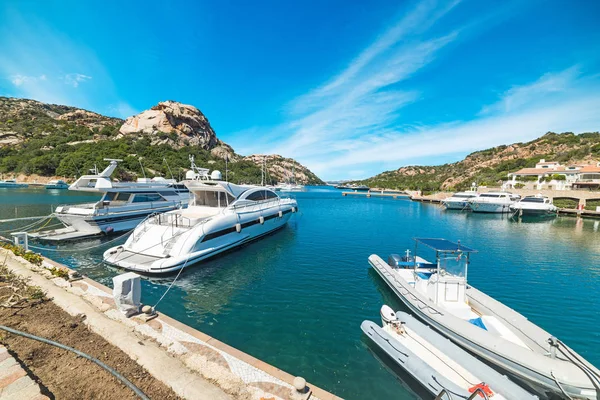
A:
439;255;468;278
521;197;546;203
479;193;502;198
453;193;476;198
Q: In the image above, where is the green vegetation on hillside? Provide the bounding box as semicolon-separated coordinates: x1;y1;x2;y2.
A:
0;98;323;185
0;123;303;184
355;132;600;191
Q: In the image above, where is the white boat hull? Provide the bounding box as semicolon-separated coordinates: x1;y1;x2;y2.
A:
469;201;513;213
104;203;296;273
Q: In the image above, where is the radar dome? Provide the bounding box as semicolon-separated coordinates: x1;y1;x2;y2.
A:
185;170;197;180
211;170;222;180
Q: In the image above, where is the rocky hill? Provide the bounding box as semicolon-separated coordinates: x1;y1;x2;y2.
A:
0;97;323;185
357;131;600;191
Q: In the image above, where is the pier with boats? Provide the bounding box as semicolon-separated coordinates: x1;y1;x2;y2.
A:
1;165;600;400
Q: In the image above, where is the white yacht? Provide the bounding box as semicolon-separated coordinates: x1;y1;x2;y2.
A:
468;191;519;213
45;179;69;189
103;170;298;274
510;194;558;216
29;159;190;241
0;178;28;188
442;191;479;210
369;239;600;399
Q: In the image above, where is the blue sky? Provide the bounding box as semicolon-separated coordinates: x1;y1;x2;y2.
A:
1;0;599;180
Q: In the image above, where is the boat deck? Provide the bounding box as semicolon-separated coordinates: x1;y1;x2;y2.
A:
28;227;102;242
383;324;508;399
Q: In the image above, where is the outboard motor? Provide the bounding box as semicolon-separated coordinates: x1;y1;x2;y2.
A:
388;254;401;267
380;305;397;326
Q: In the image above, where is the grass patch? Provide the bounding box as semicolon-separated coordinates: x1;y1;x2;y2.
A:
553;198;579;209
585;199;600;211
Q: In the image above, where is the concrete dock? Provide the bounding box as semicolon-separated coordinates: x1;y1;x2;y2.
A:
0;248;342;400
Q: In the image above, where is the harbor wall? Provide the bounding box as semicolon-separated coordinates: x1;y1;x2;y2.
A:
0;248;342;400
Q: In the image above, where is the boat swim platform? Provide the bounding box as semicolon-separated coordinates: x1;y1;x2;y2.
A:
27;227;106;242
0;248;342;400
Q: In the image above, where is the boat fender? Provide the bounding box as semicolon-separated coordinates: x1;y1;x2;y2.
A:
278;211;283;218
292;206;297;213
259;216;264;224
105;226;114;233
235;223;241;233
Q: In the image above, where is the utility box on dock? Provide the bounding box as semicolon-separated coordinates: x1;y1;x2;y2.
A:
11;232;28;251
113;272;141;317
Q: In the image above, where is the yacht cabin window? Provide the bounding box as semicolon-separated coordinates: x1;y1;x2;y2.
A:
132;193;164;203
245;190;278;201
193;190;234;207
479;194;502;198
521;197;545;203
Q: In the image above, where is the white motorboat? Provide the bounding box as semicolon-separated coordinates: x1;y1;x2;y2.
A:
103;171;298;274
277;165;305;192
276;183;305;192
510;194;558;216
45;179;69;189
468;191;519;213
0;178;28;188
442;191;479;210
369;238;600;399
362;306;538;399
29;159;190;241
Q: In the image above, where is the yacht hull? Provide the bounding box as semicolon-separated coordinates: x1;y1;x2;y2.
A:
36;204;184;241
104;204;296;274
443;200;471;210
368;254;600;399
469;202;513;213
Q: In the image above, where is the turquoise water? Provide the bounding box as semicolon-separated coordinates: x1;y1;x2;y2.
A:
1;186;600;399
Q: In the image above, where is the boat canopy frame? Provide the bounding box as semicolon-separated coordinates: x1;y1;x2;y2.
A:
412;238;477;283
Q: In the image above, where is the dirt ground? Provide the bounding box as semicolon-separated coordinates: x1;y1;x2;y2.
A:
0;281;182;399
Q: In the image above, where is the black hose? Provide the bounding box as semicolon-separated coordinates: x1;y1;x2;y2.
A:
0;325;150;400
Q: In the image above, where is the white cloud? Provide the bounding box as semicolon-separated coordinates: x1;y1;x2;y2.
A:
479;66;582;115
0;9;127;111
63;73;92;88
236;0;465;178
10;74;46;86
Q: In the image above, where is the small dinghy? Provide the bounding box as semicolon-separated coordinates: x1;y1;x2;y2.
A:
362;306;539;400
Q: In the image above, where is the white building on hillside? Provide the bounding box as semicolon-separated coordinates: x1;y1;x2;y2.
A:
505;159;600;191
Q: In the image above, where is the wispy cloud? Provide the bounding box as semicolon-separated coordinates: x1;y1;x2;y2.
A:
0;8;131;113
63;73;92;88
10;74;46;86
234;1;600;180
236;0;466;177
479;66;582;115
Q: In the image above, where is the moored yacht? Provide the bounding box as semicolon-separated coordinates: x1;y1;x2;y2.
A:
510;194;558;216
45;179;69;189
369;238;600;399
103;171;298;274
442;191;479;210
468;191;519;213
0;178;28;188
29;159;190;241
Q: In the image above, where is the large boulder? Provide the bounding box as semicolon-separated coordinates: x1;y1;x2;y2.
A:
119;101;218;149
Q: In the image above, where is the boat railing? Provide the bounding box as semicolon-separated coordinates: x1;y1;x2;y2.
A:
231;198;290;213
373;257;443;316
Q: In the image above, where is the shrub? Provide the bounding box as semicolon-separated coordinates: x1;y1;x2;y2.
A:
514;183;525;189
